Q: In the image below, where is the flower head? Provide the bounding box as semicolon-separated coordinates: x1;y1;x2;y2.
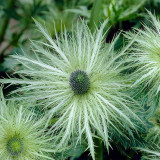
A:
1;20;141;159
125;12;160;104
0;89;55;160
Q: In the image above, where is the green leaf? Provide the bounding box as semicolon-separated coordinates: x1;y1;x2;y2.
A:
89;0;103;33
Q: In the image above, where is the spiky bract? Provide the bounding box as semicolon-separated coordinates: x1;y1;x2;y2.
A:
1;20;141;159
0;90;55;160
140;147;160;160
139;108;160;160
140;124;160;160
125;12;160;106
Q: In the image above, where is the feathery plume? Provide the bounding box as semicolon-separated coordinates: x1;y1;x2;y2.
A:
125;12;160;109
0;20;141;159
0;89;55;160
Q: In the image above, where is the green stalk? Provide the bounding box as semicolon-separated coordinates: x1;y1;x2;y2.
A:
89;0;103;33
94;138;103;160
0;0;14;44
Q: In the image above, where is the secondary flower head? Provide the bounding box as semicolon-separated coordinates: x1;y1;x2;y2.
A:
1;20;141;159
125;12;160;103
139;108;160;160
0;89;55;160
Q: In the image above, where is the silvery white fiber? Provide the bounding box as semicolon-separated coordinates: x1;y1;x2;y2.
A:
0;20;141;160
0;89;55;160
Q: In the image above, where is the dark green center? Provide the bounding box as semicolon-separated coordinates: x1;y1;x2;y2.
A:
69;70;90;95
7;137;24;156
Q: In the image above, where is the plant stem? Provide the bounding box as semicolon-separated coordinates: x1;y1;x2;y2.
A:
0;0;14;44
94;138;103;160
89;0;103;33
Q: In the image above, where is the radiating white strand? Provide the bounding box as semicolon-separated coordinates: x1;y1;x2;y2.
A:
96;93;135;128
86;99;104;138
133;68;157;86
106;35;137;69
12;56;63;74
34;19;70;65
88;23;105;71
57;104;75;147
94;94;124;134
84;102;95;160
45;96;70;127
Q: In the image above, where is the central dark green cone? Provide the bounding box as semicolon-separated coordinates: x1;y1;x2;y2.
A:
70;70;90;95
7;137;24;156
